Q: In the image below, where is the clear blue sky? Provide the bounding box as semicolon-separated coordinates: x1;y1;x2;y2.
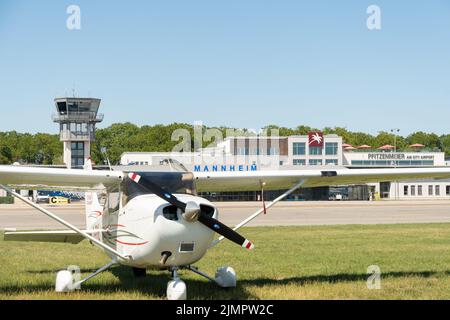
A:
0;1;449;136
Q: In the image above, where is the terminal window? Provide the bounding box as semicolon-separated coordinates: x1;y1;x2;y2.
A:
411;185;416;196
309;146;323;155
435;185;440;196
404;186;409;196
325;143;338;155
237;148;249;156
447;186;450;196
293;143;306;155
428;185;433;196
351;160;434;166
418;185;423;196
309;159;323;166
293;159;306;166
325;159;338;165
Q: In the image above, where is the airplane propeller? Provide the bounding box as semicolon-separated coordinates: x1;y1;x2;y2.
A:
128;173;254;250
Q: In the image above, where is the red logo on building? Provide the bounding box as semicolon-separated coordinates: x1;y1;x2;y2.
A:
308;132;324;147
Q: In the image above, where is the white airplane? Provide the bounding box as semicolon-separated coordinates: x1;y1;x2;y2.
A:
1;158;450;299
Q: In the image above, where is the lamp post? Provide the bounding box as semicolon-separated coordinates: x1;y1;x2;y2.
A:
390;128;400;200
390;128;400;153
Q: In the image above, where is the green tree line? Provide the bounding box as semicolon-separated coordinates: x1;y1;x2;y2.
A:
0;123;449;166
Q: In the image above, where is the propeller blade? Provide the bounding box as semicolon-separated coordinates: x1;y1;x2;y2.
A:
128;173;186;210
127;172;254;249
197;214;255;250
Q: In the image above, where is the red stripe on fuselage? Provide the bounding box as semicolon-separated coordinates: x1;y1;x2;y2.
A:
92;210;103;217
114;239;148;246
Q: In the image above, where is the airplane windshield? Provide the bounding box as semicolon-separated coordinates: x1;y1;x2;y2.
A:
121;171;196;205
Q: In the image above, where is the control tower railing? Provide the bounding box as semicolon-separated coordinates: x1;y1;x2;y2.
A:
52;112;104;123
59;130;95;142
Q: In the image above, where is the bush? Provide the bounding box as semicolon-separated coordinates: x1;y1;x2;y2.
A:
0;196;14;204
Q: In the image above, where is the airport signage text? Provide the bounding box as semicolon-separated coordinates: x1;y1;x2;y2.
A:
367;153;435;160
194;164;258;172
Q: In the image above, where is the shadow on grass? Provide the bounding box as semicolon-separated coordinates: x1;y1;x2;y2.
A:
1;267;447;299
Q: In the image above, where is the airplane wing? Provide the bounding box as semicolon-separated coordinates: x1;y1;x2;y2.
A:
0;166;124;191
3;230;88;244
194;167;450;192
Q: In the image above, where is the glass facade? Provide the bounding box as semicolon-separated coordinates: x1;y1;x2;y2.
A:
325;159;338;165
309;159;323;166
71;142;85;168
293;159;306;166
351;160;434;166
325;142;338;155
293;143;306;155
309;146;323;155
237;148;249;156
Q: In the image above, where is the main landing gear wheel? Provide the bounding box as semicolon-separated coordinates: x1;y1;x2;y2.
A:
132;267;147;278
215;266;237;288
167;268;187;300
55;270;75;292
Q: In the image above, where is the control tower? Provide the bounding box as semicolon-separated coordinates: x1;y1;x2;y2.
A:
52;98;104;169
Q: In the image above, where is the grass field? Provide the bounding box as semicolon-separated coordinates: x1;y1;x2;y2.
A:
2;223;450;300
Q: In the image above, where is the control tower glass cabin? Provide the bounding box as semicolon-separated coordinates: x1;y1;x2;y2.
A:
52;98;104;169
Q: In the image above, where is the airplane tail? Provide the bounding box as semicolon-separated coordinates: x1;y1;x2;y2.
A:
83;157;103;230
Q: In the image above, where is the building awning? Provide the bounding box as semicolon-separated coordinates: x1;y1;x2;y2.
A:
357;145;372;149
378;145;395;150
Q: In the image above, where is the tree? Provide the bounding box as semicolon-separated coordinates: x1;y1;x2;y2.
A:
440;135;450;157
406;132;441;151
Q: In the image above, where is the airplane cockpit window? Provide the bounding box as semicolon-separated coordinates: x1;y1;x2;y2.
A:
121;171;196;205
159;158;188;172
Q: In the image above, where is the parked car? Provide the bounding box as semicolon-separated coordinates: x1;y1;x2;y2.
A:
36;192;50;204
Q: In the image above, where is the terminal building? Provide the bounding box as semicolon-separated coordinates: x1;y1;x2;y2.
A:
121;133;450;201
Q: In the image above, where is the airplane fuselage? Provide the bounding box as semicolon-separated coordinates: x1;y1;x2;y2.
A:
94;194;217;268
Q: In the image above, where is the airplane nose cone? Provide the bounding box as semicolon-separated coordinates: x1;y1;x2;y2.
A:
182;201;200;222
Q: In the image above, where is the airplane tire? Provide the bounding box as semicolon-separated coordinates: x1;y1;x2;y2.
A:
132;267;147;278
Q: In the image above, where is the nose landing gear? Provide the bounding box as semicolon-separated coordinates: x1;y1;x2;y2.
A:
166;265;237;300
167;268;187;300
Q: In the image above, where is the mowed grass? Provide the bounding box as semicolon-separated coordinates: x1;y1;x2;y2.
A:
2;223;450;299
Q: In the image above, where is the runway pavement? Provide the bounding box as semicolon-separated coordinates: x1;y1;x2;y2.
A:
1;200;450;230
